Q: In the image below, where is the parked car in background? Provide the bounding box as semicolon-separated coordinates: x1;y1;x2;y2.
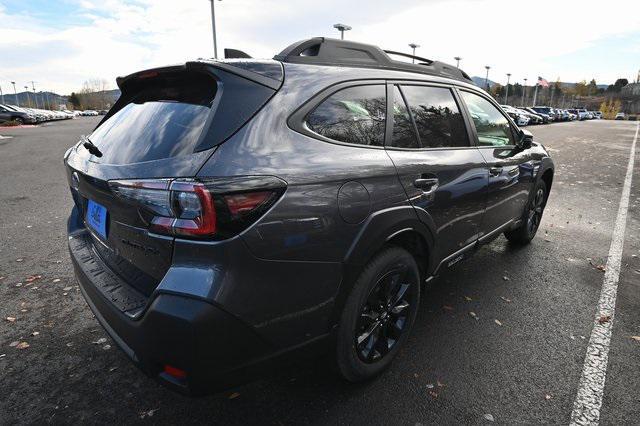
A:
500;105;529;126
524;107;549;123
0;104;37;124
575;108;588;120
64;37;555;394
615;112;626;120
591;111;601;119
531;106;556;122
516;107;542;124
82;110;99;116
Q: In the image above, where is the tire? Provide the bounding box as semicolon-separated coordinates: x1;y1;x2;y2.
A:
336;246;420;382
13;117;24;125
504;179;547;245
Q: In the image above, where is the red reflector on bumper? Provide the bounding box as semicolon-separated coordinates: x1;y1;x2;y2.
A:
163;365;187;379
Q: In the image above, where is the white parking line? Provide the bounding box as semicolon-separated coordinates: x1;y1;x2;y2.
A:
570;121;639;425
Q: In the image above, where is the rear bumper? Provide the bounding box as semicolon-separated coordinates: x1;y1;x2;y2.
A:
67;206;337;394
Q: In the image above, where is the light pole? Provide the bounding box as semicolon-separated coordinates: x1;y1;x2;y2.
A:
11;82;18;106
24;86;31;107
0;84;4;105
532;78;540;107
504;73;511;105
29;81;39;108
454;56;462;68
408;43;420;63
484;66;491;90
522;78;527;106
333;23;352;40
209;0;221;59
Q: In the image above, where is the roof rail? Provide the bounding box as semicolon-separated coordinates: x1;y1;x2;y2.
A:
273;37;472;83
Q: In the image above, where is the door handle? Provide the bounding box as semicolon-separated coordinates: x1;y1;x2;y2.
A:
489;167;503;177
414;178;439;195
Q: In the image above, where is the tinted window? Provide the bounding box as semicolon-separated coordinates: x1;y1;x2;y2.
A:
390;86;419;149
306;85;386;146
460;91;515;147
89;73;216;164
400;85;468;148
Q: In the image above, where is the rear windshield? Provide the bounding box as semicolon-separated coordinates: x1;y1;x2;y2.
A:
89;73;216;164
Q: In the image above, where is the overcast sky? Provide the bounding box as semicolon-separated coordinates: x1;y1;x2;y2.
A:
1;0;639;95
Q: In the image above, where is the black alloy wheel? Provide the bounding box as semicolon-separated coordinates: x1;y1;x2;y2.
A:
527;187;545;237
355;267;413;363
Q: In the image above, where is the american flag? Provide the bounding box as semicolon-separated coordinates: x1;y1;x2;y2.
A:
538;77;550;88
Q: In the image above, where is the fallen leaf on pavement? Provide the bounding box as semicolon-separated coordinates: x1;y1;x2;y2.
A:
92;338;108;345
443;305;454;311
598;315;611;324
25;275;42;283
109;367;118;372
545;394;552;400
630;336;640;342
31;331;39;336
464;296;472;301
426;383;434;389
0;354;5;358
428;390;438;398
469;312;479;320
139;408;159;419
502;276;509;281
228;392;240;399
103;345;111;350
16;258;23;262
484;413;495;422
16;342;30;350
52;279;61;283
494;319;503;326
500;296;512;303
5;317;16;322
63;287;73;291
437;379;445;387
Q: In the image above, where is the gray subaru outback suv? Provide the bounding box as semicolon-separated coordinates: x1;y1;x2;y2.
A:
65;37;554;394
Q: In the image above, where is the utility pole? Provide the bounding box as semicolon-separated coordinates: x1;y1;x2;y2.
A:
0;84;4;105
550;85;555;107
333;23;352;40
408;43;420;63
454;56;461;68
504;73;511;105
532;83;539;107
561;93;566;108
484;66;491;90
24;86;31;107
209;0;221;59
522;78;528;106
11;82;19;106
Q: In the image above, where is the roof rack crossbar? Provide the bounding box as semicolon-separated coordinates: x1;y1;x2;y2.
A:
383;50;433;65
273;37;472;84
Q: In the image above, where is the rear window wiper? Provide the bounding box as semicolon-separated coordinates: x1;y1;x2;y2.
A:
81;135;103;157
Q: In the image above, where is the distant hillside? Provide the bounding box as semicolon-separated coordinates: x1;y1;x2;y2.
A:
1;91;67;108
471;77;608;89
471;76;497;88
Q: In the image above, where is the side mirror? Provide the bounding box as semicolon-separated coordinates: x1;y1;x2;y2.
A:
517;129;533;149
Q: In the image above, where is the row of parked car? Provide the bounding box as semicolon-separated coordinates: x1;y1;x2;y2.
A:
499;105;602;126
0;104;107;125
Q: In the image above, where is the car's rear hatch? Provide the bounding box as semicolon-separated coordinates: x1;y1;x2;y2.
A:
65;60;282;297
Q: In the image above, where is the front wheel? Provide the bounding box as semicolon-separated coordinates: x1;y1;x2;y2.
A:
336;246;420;382
504;180;547;245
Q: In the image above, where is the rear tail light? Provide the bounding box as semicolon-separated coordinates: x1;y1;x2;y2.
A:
109;177;285;239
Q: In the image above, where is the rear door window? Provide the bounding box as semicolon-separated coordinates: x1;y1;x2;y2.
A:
398;85;469;148
306;85;386;146
390;86;420;149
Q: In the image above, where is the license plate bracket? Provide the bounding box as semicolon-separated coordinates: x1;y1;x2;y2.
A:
86;199;108;239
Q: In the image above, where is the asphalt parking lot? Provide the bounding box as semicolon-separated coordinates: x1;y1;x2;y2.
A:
1;117;639;425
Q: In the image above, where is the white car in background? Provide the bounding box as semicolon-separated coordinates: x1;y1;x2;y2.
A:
82;110;99;116
500;105;530;126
